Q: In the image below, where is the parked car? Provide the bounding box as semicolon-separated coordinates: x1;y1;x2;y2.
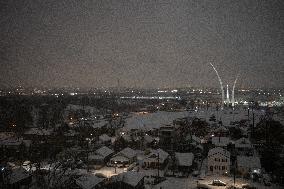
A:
212;179;226;186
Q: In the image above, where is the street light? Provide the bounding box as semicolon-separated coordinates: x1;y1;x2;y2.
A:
114;161;117;173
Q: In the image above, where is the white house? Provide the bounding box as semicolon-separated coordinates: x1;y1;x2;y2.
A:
207;147;230;175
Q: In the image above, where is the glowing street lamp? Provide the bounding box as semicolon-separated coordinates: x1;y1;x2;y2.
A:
114;161;117;173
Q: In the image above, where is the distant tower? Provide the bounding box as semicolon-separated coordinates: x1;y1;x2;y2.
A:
226;84;230;104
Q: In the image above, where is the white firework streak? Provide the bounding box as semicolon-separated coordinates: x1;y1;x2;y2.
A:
210;63;224;109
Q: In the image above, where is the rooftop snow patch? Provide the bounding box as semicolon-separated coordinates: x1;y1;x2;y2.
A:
96;146;114;158
117;147;137;159
175;152;194;167
75;174;104;189
118;171;145;187
8;167;31;184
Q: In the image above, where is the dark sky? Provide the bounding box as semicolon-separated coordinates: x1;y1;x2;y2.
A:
0;0;283;89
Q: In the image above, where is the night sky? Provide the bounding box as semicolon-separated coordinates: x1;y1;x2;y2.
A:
0;0;283;89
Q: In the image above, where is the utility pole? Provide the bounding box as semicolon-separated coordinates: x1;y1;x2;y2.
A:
252;112;255;139
157;152;160;178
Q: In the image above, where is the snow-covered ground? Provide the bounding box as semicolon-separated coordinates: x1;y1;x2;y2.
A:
123;108;265;131
124;111;189;130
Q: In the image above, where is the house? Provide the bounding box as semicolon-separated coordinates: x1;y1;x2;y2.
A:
99;134;112;145
237;156;261;176
89;146;114;169
0;133;27;158
119;172;145;189
207;147;230;175
144;134;158;147
110;147;137;167
175;152;194;173
7;167;32;189
211;137;230;148
108;172;145;189
23;128;53;140
212;126;230;137
143;148;169;169
75;174;105;189
234;137;253;155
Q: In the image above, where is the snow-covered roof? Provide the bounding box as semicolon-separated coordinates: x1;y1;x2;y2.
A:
96;146;114;158
92;120;108;128
144;134;154;143
24;128;53;136
110;155;130;162
185;134;201;144
0;138;23;146
144;148;169;163
212;137;230;147
0;132;15;140
234;137;252;148
119;172;145;187
208;147;230;158
117;147;137;159
99;134;111;142
75;174;104;189
0;132;23;147
8;167;31;184
175;152;194;167
237;156;261;169
214;126;229;132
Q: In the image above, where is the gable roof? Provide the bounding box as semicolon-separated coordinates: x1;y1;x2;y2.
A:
212;137;230;147
175;152;194;167
119;172;145;187
144;148;169;163
208;147;230;158
235;137;252;148
76;174;104;189
118;147;137;159
8;167;31;184
96;146;114;158
99;134;111;142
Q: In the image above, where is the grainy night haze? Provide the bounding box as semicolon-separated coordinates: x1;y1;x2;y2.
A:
0;0;283;89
